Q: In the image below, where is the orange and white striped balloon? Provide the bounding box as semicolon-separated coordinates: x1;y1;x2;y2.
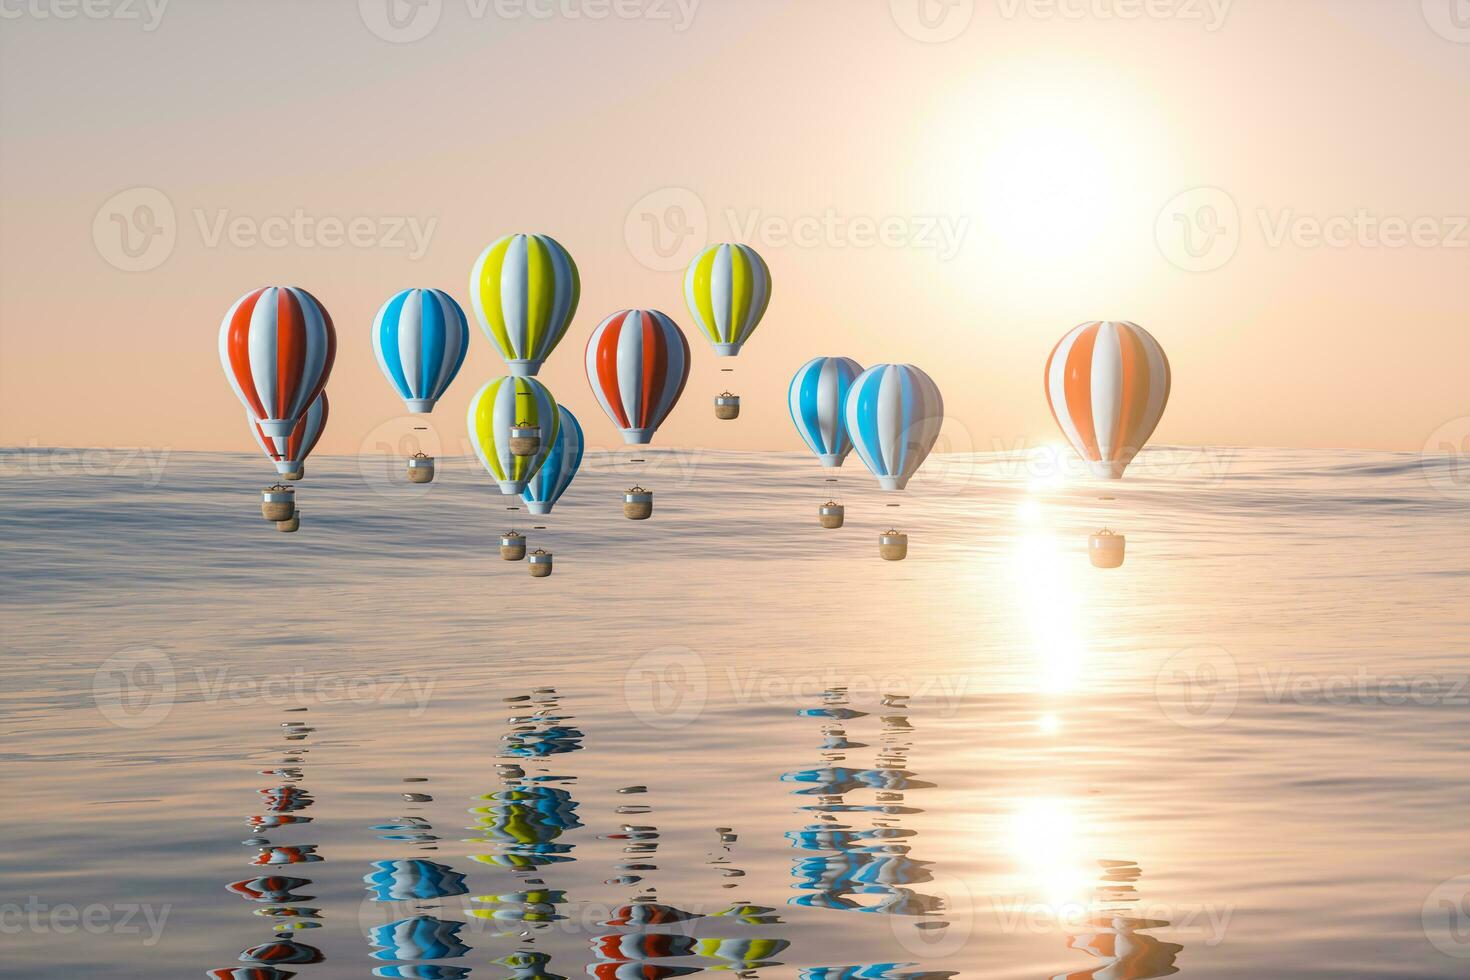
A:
1045;321;1171;479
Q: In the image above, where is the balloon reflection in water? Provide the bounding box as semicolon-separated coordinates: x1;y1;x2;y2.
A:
364;860;468;902
368;916;471;962
1054;862;1182;980
783;689;946;918
469;689;582;941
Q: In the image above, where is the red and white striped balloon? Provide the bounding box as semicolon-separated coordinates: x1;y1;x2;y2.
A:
251;392;328;477
584;309;690;446
1045;321;1171;479
219;286;337;437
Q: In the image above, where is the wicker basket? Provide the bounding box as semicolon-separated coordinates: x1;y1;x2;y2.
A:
282;468;304;482
406;453;435;484
261;485;295;522
509;424;541;458
1089;529;1126;569
500;532;527;562
714;392;741;420
624;487;653;521
528;549;554;577
879;530;908;561
276;513;300;533
819;501;845;529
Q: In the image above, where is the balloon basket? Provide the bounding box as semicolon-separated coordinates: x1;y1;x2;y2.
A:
879;530;908;562
282;468;304;482
509;426;541;458
714;393;741;420
528;550;554;577
261;485;296;523
624;488;654;521
501;532;527;562
407;454;435;484
1089;530;1126;568
276;514;301;533
819;502;845;529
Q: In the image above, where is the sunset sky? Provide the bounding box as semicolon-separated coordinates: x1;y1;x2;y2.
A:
1;0;1466;457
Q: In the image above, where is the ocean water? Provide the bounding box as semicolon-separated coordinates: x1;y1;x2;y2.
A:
2;446;1468;979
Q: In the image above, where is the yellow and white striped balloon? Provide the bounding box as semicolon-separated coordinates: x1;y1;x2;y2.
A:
467;376;560;495
684;243;772;357
469;234;581;377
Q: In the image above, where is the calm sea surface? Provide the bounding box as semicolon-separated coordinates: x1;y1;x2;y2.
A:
3;446;1469;979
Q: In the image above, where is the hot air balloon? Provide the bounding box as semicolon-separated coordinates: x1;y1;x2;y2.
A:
372;288;469;413
1044;321;1171;480
684;243;772;356
220;287;336;437
585;310;690;445
523;406;584;515
467;376;559;495
469;234;580;377
844;364;944;491
789;356;864;467
251;392;327;478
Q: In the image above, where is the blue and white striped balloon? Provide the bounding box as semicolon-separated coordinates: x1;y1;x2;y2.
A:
844;364;944;491
789;356;864;468
372;288;470;413
523;406;584;515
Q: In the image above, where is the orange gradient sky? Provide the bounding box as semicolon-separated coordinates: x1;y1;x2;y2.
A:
1;0;1466;456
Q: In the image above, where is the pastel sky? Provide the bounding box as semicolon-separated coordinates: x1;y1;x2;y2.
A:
1;0;1466;457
